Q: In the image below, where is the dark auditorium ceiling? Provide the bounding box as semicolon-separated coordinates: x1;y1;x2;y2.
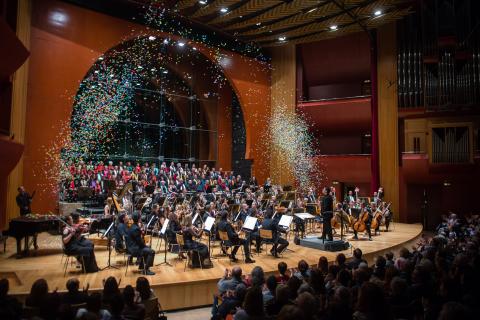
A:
173;0;414;46
67;0;414;48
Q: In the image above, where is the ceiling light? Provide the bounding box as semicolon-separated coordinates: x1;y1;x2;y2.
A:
192;47;197;50
148;35;156;41
150;68;156;72
278;36;286;41
163;39;169;44
199;0;207;4
178;42;185;47
220;8;228;13
374;10;382;16
256;22;261;26
162;70;168;74
330;25;338;30
307;8;317;13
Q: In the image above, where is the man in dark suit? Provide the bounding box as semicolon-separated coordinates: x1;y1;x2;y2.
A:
16;186;33;216
114;214;129;253
126;213;156;275
236;203;249;223
321;187;334;241
217;211;255;263
261;211;289;257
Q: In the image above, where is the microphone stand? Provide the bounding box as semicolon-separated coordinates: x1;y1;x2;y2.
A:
101;221;118;270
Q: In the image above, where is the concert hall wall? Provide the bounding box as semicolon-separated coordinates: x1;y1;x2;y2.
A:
16;0;270;215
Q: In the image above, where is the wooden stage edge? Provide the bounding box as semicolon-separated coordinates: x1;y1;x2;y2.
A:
0;223;423;310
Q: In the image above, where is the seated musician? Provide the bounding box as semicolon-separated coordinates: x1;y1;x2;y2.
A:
261;211;289;257
293;198;306;236
166;211;183;257
244;209;262;253
104;198;113;217
236;203;249;224
217;211;255;263
181;215;213;268
126;213;156;275
114;213;128;253
371;202;381;235
62;215;99;273
382;202;392;232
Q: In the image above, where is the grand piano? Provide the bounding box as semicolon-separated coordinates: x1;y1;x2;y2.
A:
7;214;61;257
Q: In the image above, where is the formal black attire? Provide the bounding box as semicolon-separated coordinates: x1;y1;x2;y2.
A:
261;217;289;255
321;195;334;241
126;224;155;270
183;227;210;267
115;222;128;252
16;191;32;216
217;220;251;259
353;208;372;240
62;228;99;273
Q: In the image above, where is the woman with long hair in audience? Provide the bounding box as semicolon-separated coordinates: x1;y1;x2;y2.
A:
135;277;160;320
102;276;120;308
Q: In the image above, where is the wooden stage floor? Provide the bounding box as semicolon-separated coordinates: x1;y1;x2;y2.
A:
0;223;422;310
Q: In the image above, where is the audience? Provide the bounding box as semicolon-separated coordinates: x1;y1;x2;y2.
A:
1;213;478;320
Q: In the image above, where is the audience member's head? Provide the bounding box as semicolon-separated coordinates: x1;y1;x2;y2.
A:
336;253;346;267
266;275;277;294
86;292;102;314
318;256;329;274
231;266;243;281
135;277;151;301
250;266;265;287
287;276;302;300
66;278;80;294
29;278;49;302
123;285;136;307
277;304;305;320
278;261;288;275
0;278;9;298
295;292;316;319
242;286;264;317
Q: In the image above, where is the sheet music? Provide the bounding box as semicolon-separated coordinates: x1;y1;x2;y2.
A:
243;216;257;231
204;216;215;232
278;215;293;228
160;219;169;235
192;213;199;224
294;212;316;220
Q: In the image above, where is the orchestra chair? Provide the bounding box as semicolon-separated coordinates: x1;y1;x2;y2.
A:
259;229;278;257
62;243;87;277
176;233;203;271
124;236;146;276
218;230;244;263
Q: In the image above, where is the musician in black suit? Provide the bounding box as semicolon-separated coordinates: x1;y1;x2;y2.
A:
236;203;249;223
114;214;129;252
16;186;33;216
353;203;372;241
321;187;334;241
62;215;99;273
126;213;156;275
217;211;255;263
261;211;289;257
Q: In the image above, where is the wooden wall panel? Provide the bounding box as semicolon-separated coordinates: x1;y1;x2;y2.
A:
270;44;296;185
5;0;31;225
377;23;400;220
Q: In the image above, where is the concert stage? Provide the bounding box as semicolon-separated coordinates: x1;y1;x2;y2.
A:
0;223;422;310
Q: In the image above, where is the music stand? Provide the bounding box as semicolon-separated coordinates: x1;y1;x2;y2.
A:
78;187;93;212
203;216;215;259
155;219;172;266
101;221;118;270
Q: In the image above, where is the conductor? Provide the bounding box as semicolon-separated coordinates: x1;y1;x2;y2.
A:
321;187;334;242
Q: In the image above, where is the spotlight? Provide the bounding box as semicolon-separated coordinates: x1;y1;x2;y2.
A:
278;36;286;41
192;47;197;50
374;10;382;16
162;70;168;74
94;70;99;74
177;42;185;47
98;56;104;61
256;22;261;26
307;8;317;13
163;39;169;44
330;25;338;30
150;68;156;72
199;0;207;4
220;8;228;13
148;35;156;41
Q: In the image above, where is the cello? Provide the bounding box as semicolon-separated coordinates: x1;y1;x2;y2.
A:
353;206;369;233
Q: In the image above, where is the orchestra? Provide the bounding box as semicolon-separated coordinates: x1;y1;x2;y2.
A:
12;161;395;275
